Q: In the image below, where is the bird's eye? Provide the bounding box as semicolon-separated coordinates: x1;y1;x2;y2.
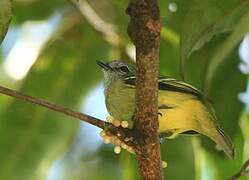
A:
120;66;129;73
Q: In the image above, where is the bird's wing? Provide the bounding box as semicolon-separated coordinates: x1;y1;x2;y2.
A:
158;76;201;96
124;75;201;97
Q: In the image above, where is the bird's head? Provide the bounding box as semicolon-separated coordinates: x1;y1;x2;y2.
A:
97;60;136;80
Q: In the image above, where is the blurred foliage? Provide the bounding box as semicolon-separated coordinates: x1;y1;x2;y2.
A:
0;0;12;43
0;0;249;180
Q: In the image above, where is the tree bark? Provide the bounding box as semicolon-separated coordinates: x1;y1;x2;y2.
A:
126;0;163;179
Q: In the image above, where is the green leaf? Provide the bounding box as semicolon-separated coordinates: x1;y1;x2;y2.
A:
184;33;246;179
162;137;195;180
209;50;246;137
57;145;125;180
160;31;195;179
0;13;111;180
183;27;247;141
120;152;139;180
203;50;246;179
0;0;11;44
12;0;68;24
240;112;249;161
239;113;249;180
160;31;180;79
180;0;249;76
205;10;249;90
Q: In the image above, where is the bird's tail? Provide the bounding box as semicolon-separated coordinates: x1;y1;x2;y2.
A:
204;101;235;159
212;126;235;159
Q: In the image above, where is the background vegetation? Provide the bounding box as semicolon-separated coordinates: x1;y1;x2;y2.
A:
0;0;249;179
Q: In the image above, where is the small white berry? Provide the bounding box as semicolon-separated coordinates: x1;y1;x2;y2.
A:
106;116;114;123
114;146;121;154
100;130;106;137
103;137;111;144
113;120;121;127
121;142;127;150
127;146;135;154
162;161;167;168
114;138;121;146
121;121;129;128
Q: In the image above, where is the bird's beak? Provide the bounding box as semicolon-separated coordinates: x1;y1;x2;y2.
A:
96;61;110;70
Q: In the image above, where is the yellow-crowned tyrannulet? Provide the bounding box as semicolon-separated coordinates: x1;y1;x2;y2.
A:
97;60;234;159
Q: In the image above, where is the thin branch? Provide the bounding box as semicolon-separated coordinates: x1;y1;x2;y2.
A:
0;85;136;147
71;0;121;46
229;159;249;180
0;85;104;128
70;0;136;62
126;0;163;179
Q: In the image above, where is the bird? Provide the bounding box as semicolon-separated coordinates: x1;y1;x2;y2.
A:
97;60;234;159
